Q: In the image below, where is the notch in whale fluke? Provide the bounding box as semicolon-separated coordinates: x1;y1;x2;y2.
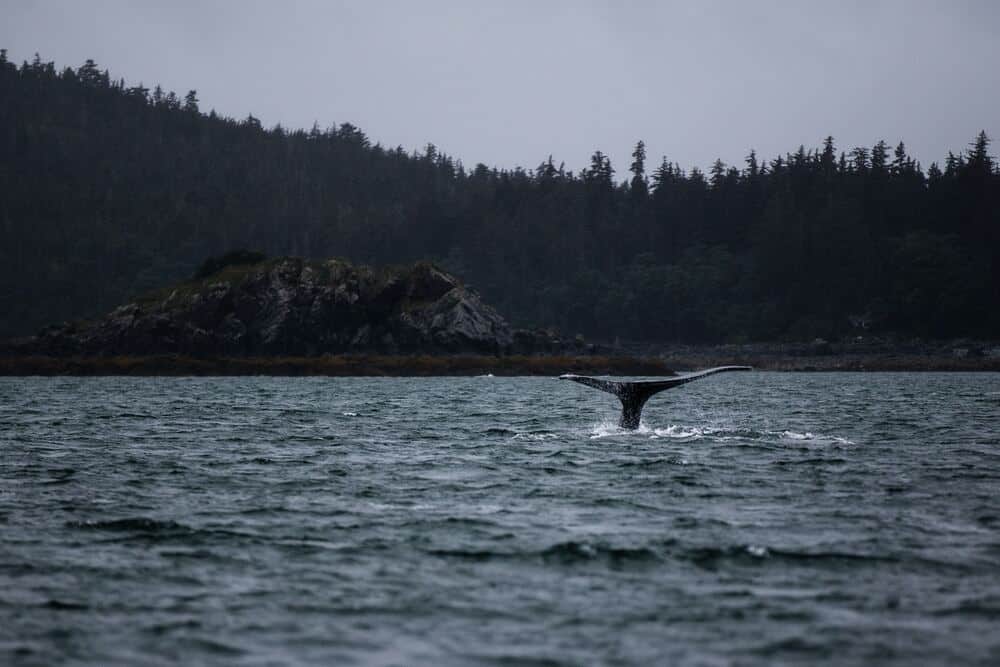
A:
560;366;752;430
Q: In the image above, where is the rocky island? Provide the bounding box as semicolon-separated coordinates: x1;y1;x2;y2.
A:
0;253;672;376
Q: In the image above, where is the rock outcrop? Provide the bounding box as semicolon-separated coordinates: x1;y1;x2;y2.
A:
13;256;571;357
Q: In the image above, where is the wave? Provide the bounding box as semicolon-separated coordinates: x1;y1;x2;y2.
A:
42;599;89;611
618;456;689;467
933;599;1000;619
683;544;898;569
587;420;854;445
773;457;850;466
483;426;560;440
64;517;267;547
429;540;661;566
750;636;831;658
431;539;897;568
589;420;655;439
511;431;560;441
66;517;190;533
540;541;659;564
779;430;855;445
41;467;78;485
428;540;912;569
184;637;247;657
652;425;714;439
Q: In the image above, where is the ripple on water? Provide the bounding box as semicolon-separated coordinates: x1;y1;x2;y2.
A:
2;373;999;666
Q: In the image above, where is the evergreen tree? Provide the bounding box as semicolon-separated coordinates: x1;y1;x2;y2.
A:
183;90;199;113
891;141;908;175
967;130;992;172
821;136;836;170
850;147;869;173
871;140;889;173
628;140;648;199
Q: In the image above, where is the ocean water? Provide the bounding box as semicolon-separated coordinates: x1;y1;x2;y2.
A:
1;373;999;666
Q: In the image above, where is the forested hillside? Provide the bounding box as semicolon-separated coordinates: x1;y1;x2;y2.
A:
1;52;997;342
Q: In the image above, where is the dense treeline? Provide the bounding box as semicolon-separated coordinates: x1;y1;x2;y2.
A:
1;52;997;341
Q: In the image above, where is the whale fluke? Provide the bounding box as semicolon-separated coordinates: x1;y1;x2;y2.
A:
560;366;752;429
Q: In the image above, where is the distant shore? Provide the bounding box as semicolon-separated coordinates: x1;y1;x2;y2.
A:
641;340;1000;372
655;351;1000;372
0;354;674;377
0;350;998;376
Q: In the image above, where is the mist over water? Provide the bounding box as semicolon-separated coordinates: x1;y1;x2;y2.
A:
2;374;999;665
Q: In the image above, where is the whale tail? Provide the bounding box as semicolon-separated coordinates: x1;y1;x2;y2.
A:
560;366;751;429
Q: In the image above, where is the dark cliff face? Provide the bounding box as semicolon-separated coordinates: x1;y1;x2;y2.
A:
15;258;565;357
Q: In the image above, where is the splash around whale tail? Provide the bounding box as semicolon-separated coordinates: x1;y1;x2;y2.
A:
560;366;752;429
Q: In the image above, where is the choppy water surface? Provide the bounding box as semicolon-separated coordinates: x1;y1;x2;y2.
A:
2;373;999;666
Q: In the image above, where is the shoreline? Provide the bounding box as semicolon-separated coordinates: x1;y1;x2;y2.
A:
0;354;674;377
0;352;998;376
655;352;1000;372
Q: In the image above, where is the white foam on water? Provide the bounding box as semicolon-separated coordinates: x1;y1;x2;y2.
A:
474;504;503;514
583;420;856;446
651;425;715;439
511;432;560;441
588;419;654;439
778;430;855;445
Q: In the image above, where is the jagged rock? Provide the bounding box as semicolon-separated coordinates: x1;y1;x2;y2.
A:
14;257;569;357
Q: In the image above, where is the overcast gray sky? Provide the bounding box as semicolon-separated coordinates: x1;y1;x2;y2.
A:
3;1;997;175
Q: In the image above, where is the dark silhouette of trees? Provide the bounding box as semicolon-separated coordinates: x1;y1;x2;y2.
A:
0;54;997;342
629;140;648;200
